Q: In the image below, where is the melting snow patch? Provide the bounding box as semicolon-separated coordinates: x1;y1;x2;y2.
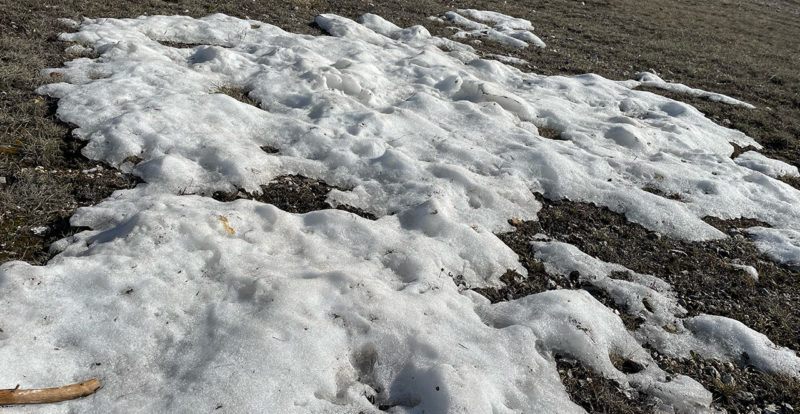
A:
2;11;800;413
33;13;800;242
532;241;799;378
485;53;529;65
634;71;756;109
734;150;800;178
747;227;800;270
730;262;759;281
441;9;546;48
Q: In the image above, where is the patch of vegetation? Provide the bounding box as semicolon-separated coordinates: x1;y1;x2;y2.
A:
641;186;683;201
537;125;566;141
778;174;800;192
215;86;262;108
472;267;549;302
649;346;800;413
556;355;654;414
212;174;376;220
0;166;137;264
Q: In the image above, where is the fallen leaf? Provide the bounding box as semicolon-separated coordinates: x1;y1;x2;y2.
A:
218;216;235;234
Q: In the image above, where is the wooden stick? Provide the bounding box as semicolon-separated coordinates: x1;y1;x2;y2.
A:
0;379;100;405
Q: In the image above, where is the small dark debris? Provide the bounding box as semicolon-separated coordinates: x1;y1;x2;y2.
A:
641;186;683;201
537;125;567;140
157;40;206;49
730;142;761;159
611;355;645;374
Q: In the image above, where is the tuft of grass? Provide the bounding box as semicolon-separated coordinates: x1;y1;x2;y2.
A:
641;186;683;201
778;174;800;191
653;349;800;412
557;355;654;414
211;174;377;220
214;86;262;108
537;125;566;140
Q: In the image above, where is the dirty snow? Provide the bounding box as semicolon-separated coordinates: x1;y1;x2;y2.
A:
1;11;799;413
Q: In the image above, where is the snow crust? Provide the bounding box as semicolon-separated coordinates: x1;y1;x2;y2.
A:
2;11;800;413
441;9;547;48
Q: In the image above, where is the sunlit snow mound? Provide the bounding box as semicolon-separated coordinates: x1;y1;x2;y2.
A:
2;12;800;413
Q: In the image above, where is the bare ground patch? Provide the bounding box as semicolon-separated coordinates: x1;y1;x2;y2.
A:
649;346;800;413
212;174;376;220
556;355;655;414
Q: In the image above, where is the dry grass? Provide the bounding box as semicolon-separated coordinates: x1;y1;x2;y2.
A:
214;86;262;108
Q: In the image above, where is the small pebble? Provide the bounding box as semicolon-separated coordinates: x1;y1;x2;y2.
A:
721;374;735;386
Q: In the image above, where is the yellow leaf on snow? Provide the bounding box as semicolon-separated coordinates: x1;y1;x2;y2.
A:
218;216;235;234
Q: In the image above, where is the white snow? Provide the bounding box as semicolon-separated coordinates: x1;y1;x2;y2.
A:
34;14;800;242
30;226;49;236
485;53;529;65
731;262;759;281
2;11;800;413
442;9;547;48
747;227;800;269
734;150;800;178
64;44;94;56
634;71;756;108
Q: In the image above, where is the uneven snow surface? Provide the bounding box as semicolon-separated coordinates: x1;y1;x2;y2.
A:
2;12;800;413
734;150;800;178
441;9;547;48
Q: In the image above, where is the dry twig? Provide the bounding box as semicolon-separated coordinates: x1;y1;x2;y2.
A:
0;379;100;405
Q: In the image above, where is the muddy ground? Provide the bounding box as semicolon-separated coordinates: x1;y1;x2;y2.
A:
1;0;799;412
